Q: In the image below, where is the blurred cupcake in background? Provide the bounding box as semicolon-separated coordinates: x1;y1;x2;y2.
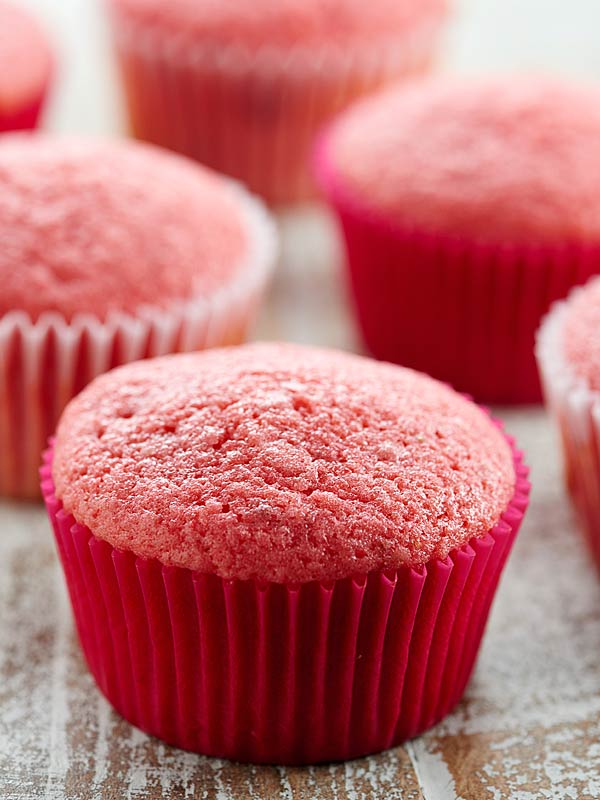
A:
42;342;529;763
107;0;450;204
316;76;600;403
537;277;600;573
0;135;276;498
0;1;52;131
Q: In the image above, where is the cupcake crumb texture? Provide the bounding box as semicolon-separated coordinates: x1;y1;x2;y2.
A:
327;76;600;244
0;135;247;321
52;343;515;583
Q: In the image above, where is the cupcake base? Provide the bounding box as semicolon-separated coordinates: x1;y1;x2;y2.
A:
41;432;529;764
315;144;600;404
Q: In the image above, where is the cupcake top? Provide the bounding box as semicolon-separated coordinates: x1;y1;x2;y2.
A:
0;136;250;322
562;278;600;392
0;2;51;114
111;0;445;50
52;342;515;583
323;76;600;245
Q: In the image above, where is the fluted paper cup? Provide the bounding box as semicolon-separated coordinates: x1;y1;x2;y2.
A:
315;137;600;404
537;283;600;570
42;423;529;764
108;2;448;204
1;187;276;498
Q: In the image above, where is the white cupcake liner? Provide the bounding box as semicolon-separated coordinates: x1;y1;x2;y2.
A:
108;5;447;203
0;183;277;499
536;277;600;568
536;281;600;442
111;10;444;79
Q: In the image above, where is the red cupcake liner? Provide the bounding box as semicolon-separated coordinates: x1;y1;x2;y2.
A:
0;89;47;132
0;188;276;499
314;142;600;404
536;284;600;570
41;428;529;764
107;5;447;205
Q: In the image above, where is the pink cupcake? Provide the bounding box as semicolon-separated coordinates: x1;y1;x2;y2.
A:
316;76;600;403
42;342;529;763
107;0;449;204
0;135;275;498
537;277;600;572
0;2;52;131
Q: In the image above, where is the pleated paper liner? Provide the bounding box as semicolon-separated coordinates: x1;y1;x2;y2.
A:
314;138;600;404
537;283;600;571
41;430;529;765
107;4;447;205
0;188;276;499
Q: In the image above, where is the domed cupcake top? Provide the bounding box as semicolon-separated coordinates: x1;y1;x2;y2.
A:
0;2;51;113
111;0;445;50
562;278;600;392
52;343;515;583
324;76;600;245
0;136;249;321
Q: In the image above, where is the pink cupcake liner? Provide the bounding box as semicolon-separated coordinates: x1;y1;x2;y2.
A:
0;188;276;499
0;89;47;132
536;284;600;569
41;426;529;764
315;143;600;404
107;5;447;204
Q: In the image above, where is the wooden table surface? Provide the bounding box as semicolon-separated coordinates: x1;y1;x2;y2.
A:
3;1;600;797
